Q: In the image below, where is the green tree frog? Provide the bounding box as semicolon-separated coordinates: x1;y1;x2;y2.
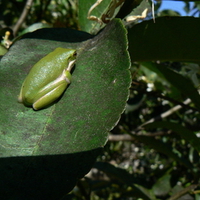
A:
18;47;76;110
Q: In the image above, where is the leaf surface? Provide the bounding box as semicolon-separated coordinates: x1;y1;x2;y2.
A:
0;19;131;198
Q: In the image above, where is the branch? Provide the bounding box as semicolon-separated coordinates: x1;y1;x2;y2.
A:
131;86;198;112
109;131;171;141
13;0;34;36
145;90;198;112
137;98;191;129
168;184;198;200
109;134;134;141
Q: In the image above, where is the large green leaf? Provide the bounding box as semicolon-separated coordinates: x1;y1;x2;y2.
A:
0;19;131;199
128;17;200;62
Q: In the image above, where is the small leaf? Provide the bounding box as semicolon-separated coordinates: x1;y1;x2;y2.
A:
19;22;52;36
0;44;7;56
152;172;171;197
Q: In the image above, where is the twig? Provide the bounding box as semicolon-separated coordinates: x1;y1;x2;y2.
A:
109;131;170;141
137;98;191;129
168;184;198;200
131;86;198;112
109;134;134;141
13;0;34;36
146;90;198;112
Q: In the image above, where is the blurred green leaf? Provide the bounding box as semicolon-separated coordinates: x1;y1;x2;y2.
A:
158;9;181;16
145;121;200;153
183;2;190;13
141;62;200;111
0;44;7;55
152;172;172;197
116;0;144;19
128;17;200;62
131;134;193;169
19;22;52;36
94;162;157;200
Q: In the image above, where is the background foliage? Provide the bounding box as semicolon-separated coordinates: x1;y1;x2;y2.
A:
1;0;200;199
